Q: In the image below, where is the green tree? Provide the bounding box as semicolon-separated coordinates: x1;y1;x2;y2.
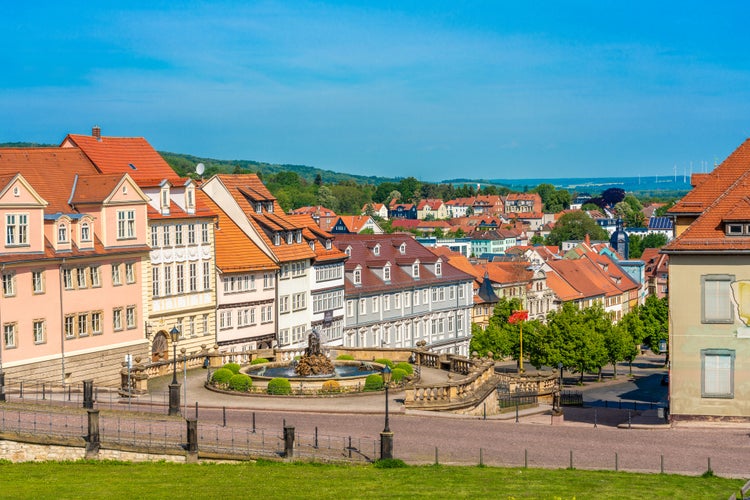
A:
317;185;338;212
398;177;421;202
546;211;609;246
469;297;522;359
530;234;545;245
641;232;668;249
639;296;669;362
604;323;634;379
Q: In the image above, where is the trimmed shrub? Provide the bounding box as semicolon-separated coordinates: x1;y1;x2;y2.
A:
228;374;252;391
251;358;269;365
395;362;414;375
267;378;292;395
223;362;241;374
364;374;384;391
391;368;407;383
374;358;394;369
212;368;234;385
374;458;408;468
321;380;341;393
336;354;355;360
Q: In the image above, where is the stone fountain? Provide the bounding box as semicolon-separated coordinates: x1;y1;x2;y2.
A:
294;329;335;377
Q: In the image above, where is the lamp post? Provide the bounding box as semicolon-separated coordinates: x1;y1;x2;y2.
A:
168;326;181;416
380;365;393;459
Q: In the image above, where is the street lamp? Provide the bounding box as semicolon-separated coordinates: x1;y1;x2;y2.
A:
380;365;393;459
168;326;181;416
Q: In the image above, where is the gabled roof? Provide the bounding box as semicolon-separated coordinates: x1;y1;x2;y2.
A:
63;132;182;184
337;215;376;233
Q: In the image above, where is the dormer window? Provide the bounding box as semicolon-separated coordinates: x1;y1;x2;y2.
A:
185;186;195;214
345;246;351;256
383;265;391;282
255;202;262;214
435;262;442;276
58;223;68;243
726;223;746;235
412;263;420;278
160;186;170;215
286;232;293;244
399;243;406;255
373;243;381;256
274;233;281;246
80;222;91;242
309;240;315;251
353;269;362;285
326;239;331;250
266;202;274;213
296;230;302;243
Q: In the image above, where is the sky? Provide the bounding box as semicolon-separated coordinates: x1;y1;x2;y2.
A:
3;1;750;182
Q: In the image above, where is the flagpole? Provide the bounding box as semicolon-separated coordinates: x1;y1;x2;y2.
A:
519;321;524;373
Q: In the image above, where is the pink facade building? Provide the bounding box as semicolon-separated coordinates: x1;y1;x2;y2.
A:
0;148;150;385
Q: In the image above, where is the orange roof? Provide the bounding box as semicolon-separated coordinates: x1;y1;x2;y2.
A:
337;215;374;233
199;192;277;273
63;132;182;184
0;147;100;213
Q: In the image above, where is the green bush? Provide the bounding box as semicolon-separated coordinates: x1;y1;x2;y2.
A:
251;358;269;365
364;374;384;391
267;378;292;395
391;368;407;383
212;368;234;385
395;362;413;375
321;380;340;393
374;458;408;468
228;374;252;391
336;354;355;360
223;362;241;374
374;358;394;369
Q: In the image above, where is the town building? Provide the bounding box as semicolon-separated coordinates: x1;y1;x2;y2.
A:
361;203;388;220
0;148;151;385
664;138;750;422
329;215;383;234
416;199;448;220
335;234;474;355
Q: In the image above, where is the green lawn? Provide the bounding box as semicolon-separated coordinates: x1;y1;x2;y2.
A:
0;461;743;499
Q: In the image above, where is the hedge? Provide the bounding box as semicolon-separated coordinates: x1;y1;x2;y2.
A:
228;374;252;391
395;362;413;375
336;354;355;360
391;368;407;383
251;358;269;365
212;368;234;385
374;358;394;369
267;378;292;395
364;374;384;391
223;362;241;374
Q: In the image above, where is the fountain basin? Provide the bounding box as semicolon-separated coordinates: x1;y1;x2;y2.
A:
243;360;380;389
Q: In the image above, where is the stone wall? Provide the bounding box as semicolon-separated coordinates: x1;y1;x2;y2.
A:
3;340;149;387
0;439;187;463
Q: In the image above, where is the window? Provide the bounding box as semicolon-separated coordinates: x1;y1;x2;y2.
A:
394;293;401;309
64;315;75;338
186;188;195;213
295;230;302;243
58;223;68;243
286;232;293;244
3;323;16;348
219;310;233;329
78;313;88;337
189;263;197;292
91;312;102;335
113;308;123;331
77;267;87;288
2;272;15;297
383;266;391;282
151;226;159;247
292;292;306;311
701;275;734;323
373;244;380;256
117;210;136;239
458;284;465;299
161;188;170;212
159;266;169;295
435;262;442;276
264;273;274;289
404;291;410;307
90;266;100;288
126;263;135;284
177;264;185;294
81;222;91;242
112;264;121;286
353;269;361;285
202;223;209;244
163;225;171;246
31;270;44;294
188;224;195;244
423;289;429;304
384;294;391;311
347;300;354;317
279;295;290;314
359;298;366;315
152;267;160;297
175;224;183;245
6;213;28;246
203;262;210;290
202;314;209;335
274;233;280;246
372;296;379;313
412;263;420;278
188;315;195;336
399;243;406;254
702;349;734;398
32;319;47;344
413;290;419;306
448;286;455;300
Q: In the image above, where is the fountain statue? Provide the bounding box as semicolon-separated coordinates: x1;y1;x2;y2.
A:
294;329;335;376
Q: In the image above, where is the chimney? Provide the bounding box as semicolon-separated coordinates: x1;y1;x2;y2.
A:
584;233;590;246
92;126;101;141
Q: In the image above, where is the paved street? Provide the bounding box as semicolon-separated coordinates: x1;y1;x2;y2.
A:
134;354;750;477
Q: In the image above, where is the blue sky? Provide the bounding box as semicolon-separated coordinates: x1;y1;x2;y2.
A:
3;1;750;181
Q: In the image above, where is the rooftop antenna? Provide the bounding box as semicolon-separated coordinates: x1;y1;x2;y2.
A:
196;163;205;179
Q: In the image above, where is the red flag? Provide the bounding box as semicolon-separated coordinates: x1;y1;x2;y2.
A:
508;310;529;324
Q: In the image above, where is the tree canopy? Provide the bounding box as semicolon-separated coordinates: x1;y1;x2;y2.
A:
546;211;609;246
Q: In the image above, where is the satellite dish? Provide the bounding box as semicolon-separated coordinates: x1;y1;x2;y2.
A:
196;163;205;176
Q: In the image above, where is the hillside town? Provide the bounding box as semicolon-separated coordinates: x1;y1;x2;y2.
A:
2;127;749;426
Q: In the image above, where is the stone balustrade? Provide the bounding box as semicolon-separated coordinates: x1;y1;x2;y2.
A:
404;357;496;410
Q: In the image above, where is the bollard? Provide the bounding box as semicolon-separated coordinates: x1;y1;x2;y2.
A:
628;411;631;429
660;454;664;474
186;418;198;455
0;371;5;402
222;406;226;427
615;452;618;472
483;403;486;420
86;409;100;458
314;426;318;449
195;401;198;419
42;383;46;400
283;425;295;458
524;448;528;468
479;448;483;466
83;380;94;409
20;381;23;399
252;412;256;434
435;446;439;465
594;409;597;428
